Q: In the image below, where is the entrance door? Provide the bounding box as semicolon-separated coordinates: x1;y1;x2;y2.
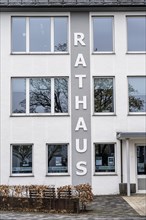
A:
137;145;146;191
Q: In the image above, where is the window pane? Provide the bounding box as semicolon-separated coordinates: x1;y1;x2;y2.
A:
12;145;32;174
48;144;68;173
54;17;68;52
29;17;51;52
94;78;114;113
54;78;68;113
12;78;26;113
93;17;113;52
95;144;115;172
127;17;146;51
137;146;146;175
12;17;26;52
128;77;146;112
30;78;51;113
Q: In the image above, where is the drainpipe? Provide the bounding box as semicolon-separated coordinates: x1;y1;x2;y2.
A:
120;140;123;183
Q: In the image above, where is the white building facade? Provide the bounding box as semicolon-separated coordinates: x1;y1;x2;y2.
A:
0;0;146;195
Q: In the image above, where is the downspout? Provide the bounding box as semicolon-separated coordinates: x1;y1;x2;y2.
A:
120;140;123;183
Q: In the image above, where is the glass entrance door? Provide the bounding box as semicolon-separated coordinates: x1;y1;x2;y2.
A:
137;145;146;191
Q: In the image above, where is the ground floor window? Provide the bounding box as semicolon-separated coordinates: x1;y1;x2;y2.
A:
12;144;32;174
48;144;68;174
137;145;146;175
95;143;115;173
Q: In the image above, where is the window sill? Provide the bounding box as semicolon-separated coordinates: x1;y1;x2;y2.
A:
94;173;117;176
92;52;115;55
93;113;116;116
128;113;146;116
46;173;70;177
11;52;69;55
10;114;70;117
10;174;34;177
126;52;146;54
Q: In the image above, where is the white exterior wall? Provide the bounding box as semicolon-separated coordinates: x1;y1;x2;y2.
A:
91;11;146;195
0;10;145;195
0;12;71;187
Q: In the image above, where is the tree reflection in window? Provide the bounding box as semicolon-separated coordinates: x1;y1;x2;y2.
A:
48;144;68;173
12;145;32;174
54;78;68;113
128;77;146;112
94;78;114;113
30;78;51;113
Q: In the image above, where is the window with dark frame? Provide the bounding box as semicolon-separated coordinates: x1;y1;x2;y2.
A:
127;16;146;52
95;143;115;173
12;144;32;174
12;16;68;53
128;77;146;113
94;77;114;113
12;77;68;115
48;144;68;174
93;16;113;52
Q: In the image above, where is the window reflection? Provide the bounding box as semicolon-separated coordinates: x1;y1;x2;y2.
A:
54;78;68;113
48;144;68;173
12;145;32;174
30;78;51;113
94;78;114;113
128;77;146;112
12;78;26;113
54;17;68;52
12;17;26;52
127;17;146;52
95;144;115;173
29;17;51;52
93;17;113;52
137;146;146;175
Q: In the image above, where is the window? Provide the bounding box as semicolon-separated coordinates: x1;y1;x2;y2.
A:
12;77;68;115
48;144;68;174
127;17;146;52
95;144;115;173
93;17;113;52
128;77;146;113
11;144;32;174
94;77;114;113
12;16;68;53
137;146;146;175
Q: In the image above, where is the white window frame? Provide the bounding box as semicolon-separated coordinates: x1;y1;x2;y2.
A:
11;77;69;116
126;16;146;54
93;76;116;115
11;16;69;54
127;76;146;115
46;143;70;176
94;142;117;175
10;144;34;177
91;15;115;54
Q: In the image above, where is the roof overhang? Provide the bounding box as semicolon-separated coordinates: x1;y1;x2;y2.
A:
117;132;146;140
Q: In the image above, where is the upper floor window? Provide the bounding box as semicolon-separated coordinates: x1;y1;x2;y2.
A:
94;77;114;114
93;17;113;52
12;77;68;115
127;17;146;52
128;76;146;113
12;16;68;53
11;144;33;175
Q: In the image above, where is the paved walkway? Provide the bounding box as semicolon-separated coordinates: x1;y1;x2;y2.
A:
0;195;146;220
